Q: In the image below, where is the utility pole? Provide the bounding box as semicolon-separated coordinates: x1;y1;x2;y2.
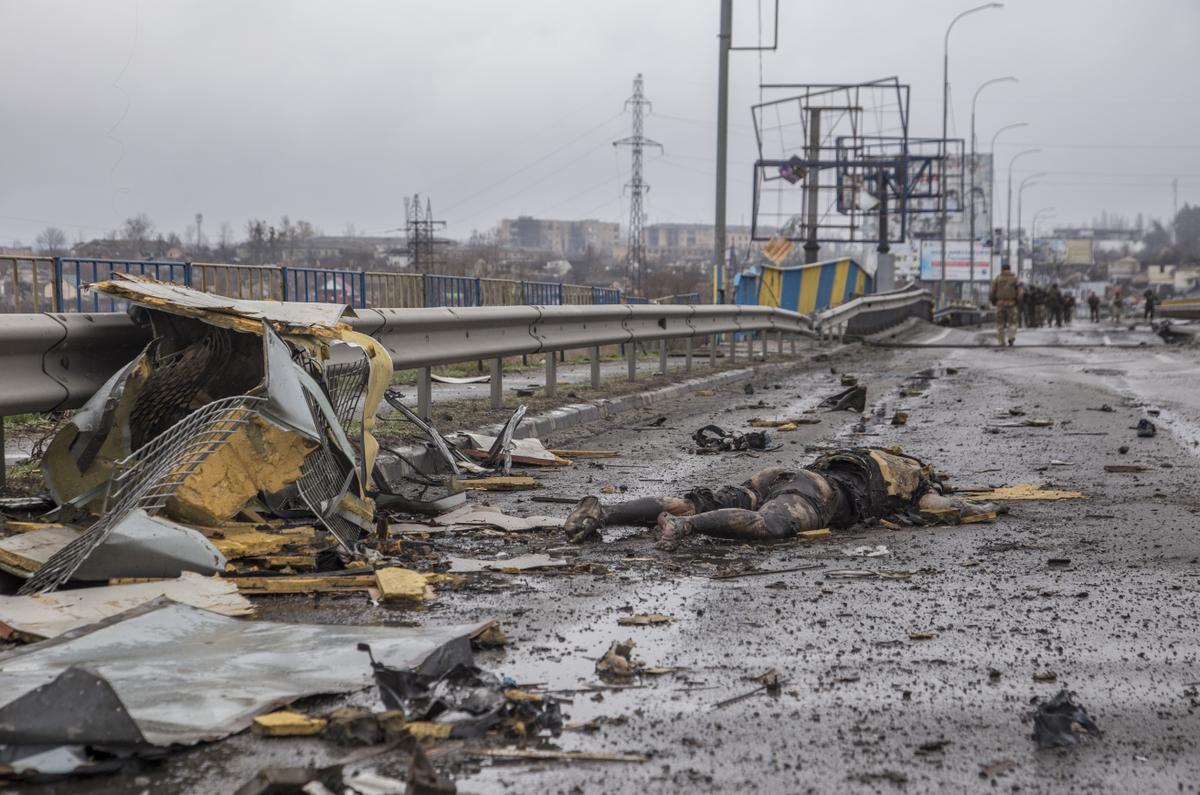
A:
195;212;204;254
613;74;662;296
803;109;821;264
405;194;448;272
714;0;732;303
1173;177;1179;245
713;0;778;302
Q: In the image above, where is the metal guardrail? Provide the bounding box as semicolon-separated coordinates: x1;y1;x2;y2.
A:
0;288;935;488
1158;299;1200;320
812;284;933;339
0;303;813;420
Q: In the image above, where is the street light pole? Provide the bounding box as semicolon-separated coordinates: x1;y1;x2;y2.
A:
989;122;1026;278
968;76;1017;303
940;2;1003;306
1016;171;1047;280
1030;206;1055;279
1006;148;1040;280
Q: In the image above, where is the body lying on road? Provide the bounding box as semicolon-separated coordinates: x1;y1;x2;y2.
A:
564;447;994;549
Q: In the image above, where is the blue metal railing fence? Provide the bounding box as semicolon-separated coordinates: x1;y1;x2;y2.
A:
26;256;709;313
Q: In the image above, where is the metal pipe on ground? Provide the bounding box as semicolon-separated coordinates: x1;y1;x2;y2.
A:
417;367;432;420
490;358;503;409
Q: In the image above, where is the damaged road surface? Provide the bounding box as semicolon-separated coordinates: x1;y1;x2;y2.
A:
3;303;1200;793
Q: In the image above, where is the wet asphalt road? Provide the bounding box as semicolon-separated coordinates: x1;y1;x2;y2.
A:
25;319;1200;795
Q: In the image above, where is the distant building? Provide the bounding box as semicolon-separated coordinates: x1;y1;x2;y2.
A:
497;217;620;258
289;236;406;259
1108;255;1142;280
644;223;753;259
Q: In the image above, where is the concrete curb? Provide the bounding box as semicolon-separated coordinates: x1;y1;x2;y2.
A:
382;344;857;478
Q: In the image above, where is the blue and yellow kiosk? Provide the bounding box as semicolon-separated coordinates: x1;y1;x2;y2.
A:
734;258;873;313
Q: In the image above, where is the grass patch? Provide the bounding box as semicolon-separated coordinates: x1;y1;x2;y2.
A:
2;461;43;496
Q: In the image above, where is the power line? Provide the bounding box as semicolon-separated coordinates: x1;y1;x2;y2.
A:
995;140;1200;151
451;137;618;226
438;111;625;216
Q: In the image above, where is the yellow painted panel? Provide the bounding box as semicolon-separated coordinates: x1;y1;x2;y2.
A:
830;260;850;307
759;267;783;308
855;269;866;294
798;266;822;313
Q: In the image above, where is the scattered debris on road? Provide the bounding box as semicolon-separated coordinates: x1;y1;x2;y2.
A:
1032;689;1102;749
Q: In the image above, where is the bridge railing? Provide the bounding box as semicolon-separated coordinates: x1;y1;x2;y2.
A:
2;255;761;314
59;258;191;312
192;262;284;301
0;255;57;313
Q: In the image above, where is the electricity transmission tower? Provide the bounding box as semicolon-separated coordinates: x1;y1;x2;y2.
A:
404;194;448;271
613;74;662;294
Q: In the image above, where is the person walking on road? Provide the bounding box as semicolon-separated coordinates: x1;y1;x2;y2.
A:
990;262;1021;346
1088;291;1101;322
1143;288;1157;321
1048;283;1064;328
1111;286;1124;324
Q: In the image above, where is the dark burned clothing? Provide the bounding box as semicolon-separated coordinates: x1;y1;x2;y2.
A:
807;448;934;527
603;448;935;542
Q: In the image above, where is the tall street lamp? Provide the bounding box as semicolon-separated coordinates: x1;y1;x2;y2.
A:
1030;206;1055;281
1016;171;1048;280
940;1;1003;305
1006;148;1040;278
989;122;1026;276
968;76;1017;301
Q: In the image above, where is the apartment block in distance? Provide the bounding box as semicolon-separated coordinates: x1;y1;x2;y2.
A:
644;223;753;259
497;217;620;258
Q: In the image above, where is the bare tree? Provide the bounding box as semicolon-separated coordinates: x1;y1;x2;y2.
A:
218;221;235;256
35;226;68;255
122;213;155;244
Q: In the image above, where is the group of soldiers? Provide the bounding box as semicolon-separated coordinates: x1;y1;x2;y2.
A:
988;263;1076;345
990;266;1159;345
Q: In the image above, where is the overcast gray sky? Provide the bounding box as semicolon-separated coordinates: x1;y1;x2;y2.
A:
2;0;1198;247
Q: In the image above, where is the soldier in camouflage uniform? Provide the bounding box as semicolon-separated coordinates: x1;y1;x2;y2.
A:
990;262;1021;346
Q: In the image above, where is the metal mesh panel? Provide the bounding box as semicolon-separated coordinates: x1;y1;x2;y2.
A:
291;385;363;553
323;357;370;428
130;330;229;449
295;443;363;552
19;396;264;595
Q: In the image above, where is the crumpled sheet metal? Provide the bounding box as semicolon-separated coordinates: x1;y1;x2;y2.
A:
20;397;258;595
90;274;354;336
0;600;490;747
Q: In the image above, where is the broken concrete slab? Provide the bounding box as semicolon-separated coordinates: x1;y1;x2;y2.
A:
0;572;253;640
